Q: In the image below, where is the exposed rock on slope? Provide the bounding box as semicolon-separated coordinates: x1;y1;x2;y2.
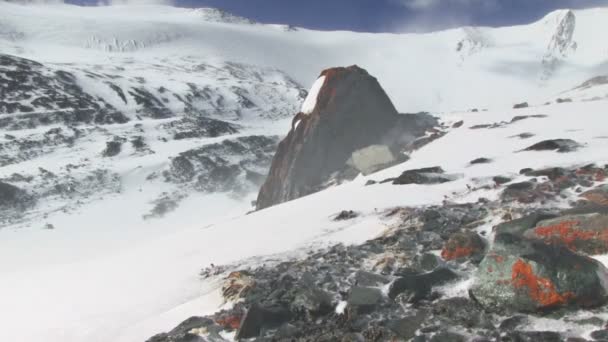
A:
256;66;437;210
541;10;577;80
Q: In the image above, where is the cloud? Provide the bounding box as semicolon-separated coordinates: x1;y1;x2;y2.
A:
5;0;66;3
393;0;500;11
97;0;174;5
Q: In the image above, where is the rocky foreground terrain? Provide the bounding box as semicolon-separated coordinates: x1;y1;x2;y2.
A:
148;66;608;341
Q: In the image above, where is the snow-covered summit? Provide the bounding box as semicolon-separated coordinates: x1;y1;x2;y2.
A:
2;2;608;112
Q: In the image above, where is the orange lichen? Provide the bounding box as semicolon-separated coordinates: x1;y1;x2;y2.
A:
511;259;574;307
534;220;598;250
441;246;476;260
216;315;242;330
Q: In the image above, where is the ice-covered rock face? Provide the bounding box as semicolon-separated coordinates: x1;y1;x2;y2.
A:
541;10;577;80
300;75;326;114
256;65;438;210
188;7;256;25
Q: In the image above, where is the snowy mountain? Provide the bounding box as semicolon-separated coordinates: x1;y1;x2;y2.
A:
1;2;608;342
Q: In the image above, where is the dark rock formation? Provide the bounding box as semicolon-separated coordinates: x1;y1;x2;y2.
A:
0;181;34;211
523;139;581;153
164;135;279;193
391;166;453;185
256;66;437;209
469;157;492;165
513;102;529;109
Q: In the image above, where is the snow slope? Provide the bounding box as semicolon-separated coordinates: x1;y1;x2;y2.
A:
2;2;608;112
3;92;608;342
1;2;608;342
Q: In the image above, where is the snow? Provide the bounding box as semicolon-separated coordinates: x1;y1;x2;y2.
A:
2;3;608;112
2;97;607;342
300;75;326;114
1;2;608;342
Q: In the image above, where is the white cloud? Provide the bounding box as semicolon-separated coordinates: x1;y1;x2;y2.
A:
5;0;66;4
393;0;500;11
97;0;175;5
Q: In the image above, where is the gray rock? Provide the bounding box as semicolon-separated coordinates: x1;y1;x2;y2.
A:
523;139;582;153
470;213;608;313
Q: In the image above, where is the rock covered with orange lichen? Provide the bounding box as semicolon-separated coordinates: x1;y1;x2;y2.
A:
470;213;608;313
441;231;486;263
523;213;608;255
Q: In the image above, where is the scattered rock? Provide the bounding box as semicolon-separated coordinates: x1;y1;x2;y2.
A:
354;270;390;287
236;303;292;339
511;132;535;139
523;139;581;153
501;181;537;203
493;176;512;185
389;267;458;301
470;157;492;165
348;286;384;313
102;139;122;157
581;185;608;207
504;331;563;342
0;181;35;214
334;210;358;221
388;310;428;340
392;167;452;185
441;231;485;262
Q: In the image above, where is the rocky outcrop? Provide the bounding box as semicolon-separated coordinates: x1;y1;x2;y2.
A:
256;66;437;210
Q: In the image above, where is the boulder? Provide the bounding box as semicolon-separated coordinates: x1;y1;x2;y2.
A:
513;102;529;109
291;272;333;317
522;139;581;153
441;231;485;262
470;214;608;313
581;185;608;207
388;310;428;340
524;213;608;255
392;166;452;185
0;181;34;211
102;140;122;157
389;267;458;301
236;303;292;339
347;286;384;312
469;157;492;165
256;66;437;209
501;181;538;203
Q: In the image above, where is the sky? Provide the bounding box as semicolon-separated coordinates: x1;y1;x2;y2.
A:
62;0;608;32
